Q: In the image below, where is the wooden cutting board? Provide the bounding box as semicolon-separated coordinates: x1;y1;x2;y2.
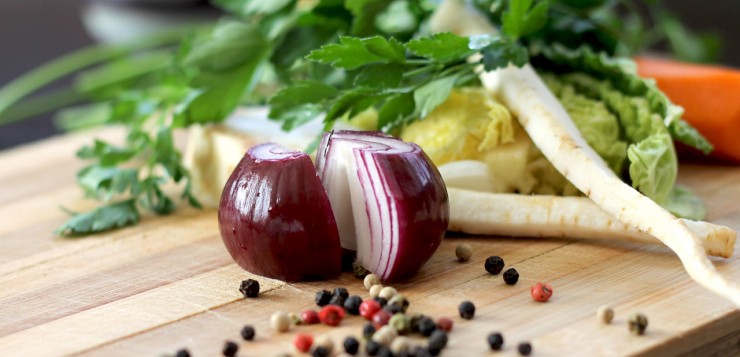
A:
0;129;738;357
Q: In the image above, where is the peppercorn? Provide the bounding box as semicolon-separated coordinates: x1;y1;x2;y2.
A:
597;306;614;324
343;336;360;355
372;325;398;346
484;256;505;275
389;313;411;335
363;323;377;340
333;287;350;300
222;340;238;357
302;309;320;324
353;261;369;279
427;330;448;356
175;349;190;357
239;279;260;298
364;274;382;290
360;299;382;320
383;303;402;315
487;332;504;351
418;316;437;336
372;309;393;329
289;312;302;325
344;295;363;315
313;334;334;356
388;294;409;313
312;346;330;357
376;346;393;357
330;293;347;307
456;243;473;262
240;325;255;340
369;284;384;298
390;336;411;355
436;317;453;332
530;282;553;302
316;289;332;306
294;333;314;353
503;268;519;285
628;313;648;335
319;305;346;326
409;314;426;333
458;301;476;320
518;342;532;356
366;340;382;356
375;297;388;308
271;311;291;332
412;346;432;357
379;286;398;300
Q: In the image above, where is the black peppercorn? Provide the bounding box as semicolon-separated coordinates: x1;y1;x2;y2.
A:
333;287;350;300
222;340;238;357
344;336;360;355
428;330;448;355
175;349;190;357
484;256;505;275
418;317;437;336
344;295;363;315
316;289;332;306
363;323;377;340
366;340;382;356
313;346;330;357
239;279;259;298
487;332;504;351
409;314;426;333
503;268;519;285
458;301;476;320
240;325;255;341
377;346;393;357
412;346;432;357
383;303;402;315
329;293;346;306
374;296;388;307
518;342;532;356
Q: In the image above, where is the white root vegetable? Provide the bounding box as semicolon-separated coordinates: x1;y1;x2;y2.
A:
480;66;740;306
447;187;736;258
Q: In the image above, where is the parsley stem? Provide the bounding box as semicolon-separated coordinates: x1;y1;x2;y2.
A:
0;89;86;126
403;65;438;78
404;59;433;65
0;28;192;125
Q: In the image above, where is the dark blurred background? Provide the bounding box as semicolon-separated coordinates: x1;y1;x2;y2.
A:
0;0;738;150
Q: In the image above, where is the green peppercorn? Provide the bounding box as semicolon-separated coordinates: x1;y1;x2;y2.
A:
353;261;369;279
222;340;238;357
409;314;426;333
456;243;473;262
484;256;505;275
389;313;411;334
458;301;476;320
239;279;260;298
316;289;332;306
503;268;519;285
240;325;255;341
518;342;532;356
628;313;648;335
487;332;504;351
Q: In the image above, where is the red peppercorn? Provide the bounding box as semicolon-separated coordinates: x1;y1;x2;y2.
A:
293;333;314;353
371;309;393;329
436;317;454;332
301;310;320;324
530;282;553;302
319;305;345;326
359;299;382;321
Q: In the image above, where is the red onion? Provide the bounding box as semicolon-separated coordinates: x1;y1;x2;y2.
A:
317;131;449;282
218;143;342;281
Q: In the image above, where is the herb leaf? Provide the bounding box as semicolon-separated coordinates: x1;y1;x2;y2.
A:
268;80;339;129
57;200;140;236
413;75;458;118
406;32;476;64
306;36;404;69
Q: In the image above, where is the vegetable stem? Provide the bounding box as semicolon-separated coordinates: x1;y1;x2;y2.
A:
0;89;86;126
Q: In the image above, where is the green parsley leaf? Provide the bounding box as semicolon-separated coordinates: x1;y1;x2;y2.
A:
378;91;415;131
502;0;549;40
268;80;339;129
481;39;529;70
77;166;140;200
406;32;476;64
57;199;140;236
353;63;404;88
413;75;458;118
306;36;404;70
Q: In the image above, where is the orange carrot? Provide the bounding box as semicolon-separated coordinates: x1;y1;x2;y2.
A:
635;57;740;162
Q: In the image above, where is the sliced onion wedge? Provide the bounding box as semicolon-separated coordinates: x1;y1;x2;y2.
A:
317;131;450;282
218;143;342;281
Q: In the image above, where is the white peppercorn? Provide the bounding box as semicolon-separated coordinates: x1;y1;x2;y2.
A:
369;284;384;298
455;243;473;262
313;335;335;354
378;286;398;300
390;336;411;355
364;274;382;290
372;325;398;346
597;306;614;324
271;311;291;332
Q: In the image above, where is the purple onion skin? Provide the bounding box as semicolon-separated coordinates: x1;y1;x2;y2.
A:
371;147;449;282
218;144;342;281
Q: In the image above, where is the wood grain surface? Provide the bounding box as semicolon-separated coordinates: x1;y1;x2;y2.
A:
0;129;738;357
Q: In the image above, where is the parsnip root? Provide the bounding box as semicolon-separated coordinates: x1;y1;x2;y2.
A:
447;188;736;258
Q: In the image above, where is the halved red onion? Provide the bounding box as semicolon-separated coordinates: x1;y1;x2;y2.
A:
218;143;342;281
316;131;449;282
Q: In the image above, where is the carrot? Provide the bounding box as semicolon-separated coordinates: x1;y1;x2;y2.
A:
635;57;740;162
